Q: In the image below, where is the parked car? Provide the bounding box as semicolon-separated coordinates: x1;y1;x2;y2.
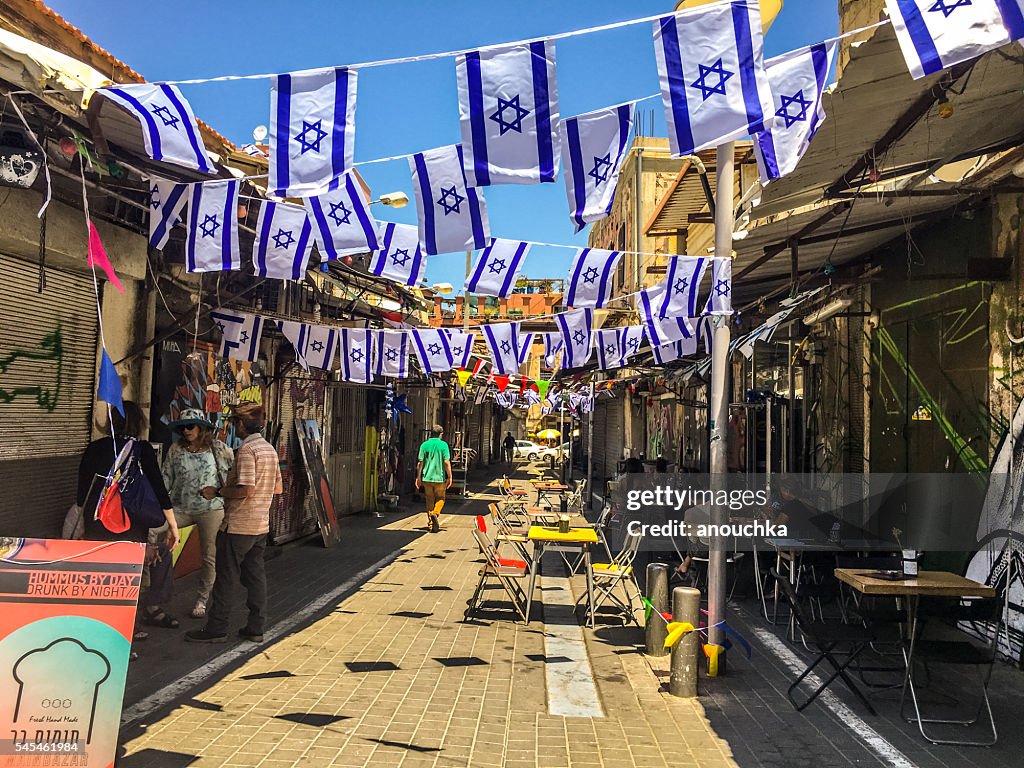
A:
537;442;569;463
513;440;544;461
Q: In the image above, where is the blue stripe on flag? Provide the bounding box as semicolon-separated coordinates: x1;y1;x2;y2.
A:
639;290;661;347
399;334;408;378
221;181;236;270
482;325;502;372
307;196;334;259
596;251;618;307
660;260;678;318
466;240;491;292
108;88;162;161
688;258;705;316
186;183;200;271
412;152;437;254
407;242;425;286
465;52;490;186
274;74;292;195
248;317;262;362
341;329;352;379
731;3;764;134
332;68;349;179
346;174;379;249
566;249;587;306
530;41;555;183
500;241;528;297
293;220;312;280
997;0;1024;39
467;188;486;249
894;0;943;75
756;131;782;179
659;16;695;156
256;202;274;276
296;323;308;362
807;43;830;139
411;331;430;373
161;84;211;173
565;116;588;232
151;182;186;249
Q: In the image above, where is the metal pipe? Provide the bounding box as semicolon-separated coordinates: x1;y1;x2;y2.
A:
586;380;595;510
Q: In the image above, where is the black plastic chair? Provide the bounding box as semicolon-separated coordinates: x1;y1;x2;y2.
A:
770;568;878;715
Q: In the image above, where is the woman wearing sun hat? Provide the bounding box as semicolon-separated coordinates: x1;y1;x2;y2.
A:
162;408;234;619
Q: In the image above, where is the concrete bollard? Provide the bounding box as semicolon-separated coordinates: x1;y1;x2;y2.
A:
669;586;701;698
644;563;670;657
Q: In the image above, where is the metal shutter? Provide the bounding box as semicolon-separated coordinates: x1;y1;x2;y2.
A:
0;255;98;536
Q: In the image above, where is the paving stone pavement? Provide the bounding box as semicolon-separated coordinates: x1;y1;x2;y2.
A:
118;472;737;768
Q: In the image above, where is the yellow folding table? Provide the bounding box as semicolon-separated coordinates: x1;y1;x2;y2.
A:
526;525;599;628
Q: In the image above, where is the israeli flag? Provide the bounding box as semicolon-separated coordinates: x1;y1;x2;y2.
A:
697;316;714;355
482;322;522;375
253;201;314;280
101;84;214;173
706;258;733;315
517;333;535;365
278;320;338;371
456;40;561;186
622;325;646;363
270;66;357;197
652;335;698;365
148;177;188;250
560;103;634;232
554;309;594;369
522;388;541;406
753;43;836;183
885;0;1016;79
370;223;427;287
596;328;626;371
411;328;455;373
410;145;490;255
187;180;240;273
209;309;263;362
373;330;410;378
566;248;623;308
653;2;775;157
465;239;530;297
446;330;476;369
339;327;374;383
657;256;711;318
640;284;696;347
305;171;379;261
542;332;564;368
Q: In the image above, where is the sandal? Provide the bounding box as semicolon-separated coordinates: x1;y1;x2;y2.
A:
191;599;207;619
141;608;180;629
133;630;149;642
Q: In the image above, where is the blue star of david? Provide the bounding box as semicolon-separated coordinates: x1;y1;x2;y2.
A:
349;348;364;363
239;330;250;344
715;279;731;297
452;345;463;357
272;228;296;250
488;259;507;275
691;59;733;101
588;154;612;185
390;248;411;267
500;340;512;355
310;340;325;353
152;104;180;130
385;347;399;362
199;214;220;239
489;94;530;135
149;185;161;209
674;276;689;294
605;344;617;355
627;337;640;353
582;266;600;285
572;329;586;346
215;321;226;334
776;90;813;129
328;200;352;227
427;343;443;356
928;0;971;17
295;119;328;154
436;185;465;216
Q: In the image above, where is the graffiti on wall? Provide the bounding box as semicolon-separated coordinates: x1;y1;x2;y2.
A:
0;325;63;412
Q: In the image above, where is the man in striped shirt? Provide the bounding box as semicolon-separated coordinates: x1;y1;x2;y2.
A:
186;403;282;644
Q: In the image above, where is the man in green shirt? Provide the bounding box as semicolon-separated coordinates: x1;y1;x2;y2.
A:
416;424;452;533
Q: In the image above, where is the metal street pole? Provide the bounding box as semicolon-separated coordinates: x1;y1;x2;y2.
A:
586;380;595;510
707;141;734;673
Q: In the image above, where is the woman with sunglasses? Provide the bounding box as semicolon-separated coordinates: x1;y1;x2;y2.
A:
163;409;234;619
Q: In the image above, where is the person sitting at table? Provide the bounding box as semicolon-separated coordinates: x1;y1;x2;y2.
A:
764;478;819;539
672;504;710;583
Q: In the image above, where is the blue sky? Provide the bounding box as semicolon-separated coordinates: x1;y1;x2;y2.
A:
47;0;838;292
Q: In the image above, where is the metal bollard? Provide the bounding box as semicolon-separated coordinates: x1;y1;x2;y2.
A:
644;563;669;656
669;586;701;698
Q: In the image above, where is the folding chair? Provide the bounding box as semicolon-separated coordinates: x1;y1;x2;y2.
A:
770;569;878;715
499;475;529;509
900;597;1002;746
466;524;530;622
562;482;585;514
582;530;643;625
485;506;530;561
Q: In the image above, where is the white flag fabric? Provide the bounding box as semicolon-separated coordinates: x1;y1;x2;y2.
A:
270;66;357;197
697;316;714;355
210;309;263;362
446;330;476;369
370;223;428;286
885;0;1015;79
339;328;374;383
465;239;531;297
410;328;455;373
410;145;490;255
657;256;711;318
653;2;775;157
102;84;214;173
553;309;594;369
456;40;560;186
305;171;379;260
187;180;240;273
621;325;646;363
652;335;698;365
373;330;410;378
541;332;564;369
148;177;188;250
753;43;836;183
706;258;733;315
565;248;623;308
278;321;338;371
560;103;634;232
253;201;315;280
640;284;696;347
482;322;522;375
